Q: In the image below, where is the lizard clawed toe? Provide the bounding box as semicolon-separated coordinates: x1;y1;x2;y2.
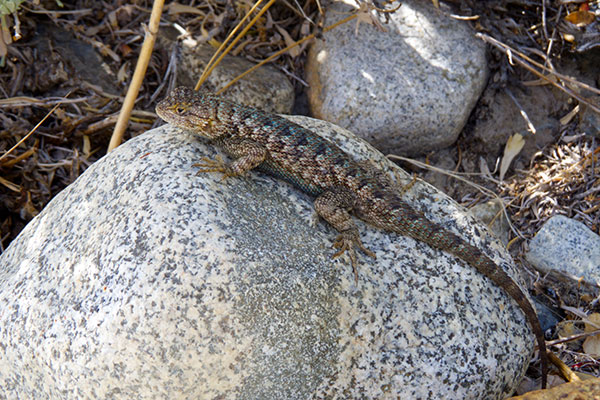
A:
193;155;235;180
332;231;376;282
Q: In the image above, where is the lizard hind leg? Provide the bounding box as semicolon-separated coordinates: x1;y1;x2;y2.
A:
355;160;418;199
314;190;376;282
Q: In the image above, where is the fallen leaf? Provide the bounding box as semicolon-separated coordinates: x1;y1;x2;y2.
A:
565;10;596;27
557;320;577;339
119;43;132;57
499;133;525;181
117;61;129;83
166;2;205;16
582;335;600;357
354;2;387;35
478;156;492;179
584;313;600;333
582;313;600;357
275;25;300;57
508;377;600;399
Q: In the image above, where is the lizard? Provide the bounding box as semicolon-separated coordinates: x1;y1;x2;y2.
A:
155;86;548;388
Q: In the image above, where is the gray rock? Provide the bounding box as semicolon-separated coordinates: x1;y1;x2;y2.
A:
468;199;511;246
526;215;600;285
470;85;564;164
305;0;487;155
31;22;118;95
0;117;534;399
580;97;600;137
177;43;294;114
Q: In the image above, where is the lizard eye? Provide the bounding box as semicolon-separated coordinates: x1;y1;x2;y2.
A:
176;106;186;114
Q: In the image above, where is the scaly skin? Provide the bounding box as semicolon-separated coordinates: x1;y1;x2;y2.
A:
156;86;548;388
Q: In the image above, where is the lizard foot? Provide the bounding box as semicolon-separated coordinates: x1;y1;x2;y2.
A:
332;231;376;282
193;156;235;180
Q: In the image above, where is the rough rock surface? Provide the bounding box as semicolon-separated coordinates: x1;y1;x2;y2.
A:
305;0;488;155
0;117;533;399
156;29;294;114
179;43;294;114
526;215;600;284
470;85;564;163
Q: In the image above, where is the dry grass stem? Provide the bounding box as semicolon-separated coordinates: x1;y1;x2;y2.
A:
196;0;269;90
108;0;164;151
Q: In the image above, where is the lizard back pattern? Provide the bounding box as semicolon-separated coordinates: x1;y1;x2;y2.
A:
156;87;548;388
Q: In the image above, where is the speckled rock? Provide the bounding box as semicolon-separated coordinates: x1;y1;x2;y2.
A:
470;85;563;162
179;43;294;114
305;0;488;155
526;215;600;284
0;117;533;399
469;199;511;246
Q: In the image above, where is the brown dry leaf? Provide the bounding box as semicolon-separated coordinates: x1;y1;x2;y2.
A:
582;335;600;357
507;377;600;399
90;39;120;62
85;24;103;36
166;2;205;16
119;43;132;57
354;2;386;35
584;314;600;333
108;8;119;28
558;320;578;339
478;156;493;179
565;10;596;27
274;25;300;57
0;14;12;58
499;133;525;181
117;61;129;83
20;191;38;219
83;135;91;159
582;313;600;357
106;5;134;29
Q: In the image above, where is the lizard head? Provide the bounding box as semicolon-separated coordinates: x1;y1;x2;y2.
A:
156;87;222;139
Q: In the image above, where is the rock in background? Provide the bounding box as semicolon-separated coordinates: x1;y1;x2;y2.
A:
157;30;295;114
305;0;488;156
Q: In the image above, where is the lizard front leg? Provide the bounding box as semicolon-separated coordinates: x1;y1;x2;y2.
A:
314;189;376;282
194;138;268;179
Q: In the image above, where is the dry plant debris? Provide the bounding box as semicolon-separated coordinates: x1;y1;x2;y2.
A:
0;0;319;250
0;0;598;391
505;135;599;239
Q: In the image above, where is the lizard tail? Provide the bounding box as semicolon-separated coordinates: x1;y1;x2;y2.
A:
393;206;548;388
447;235;548;389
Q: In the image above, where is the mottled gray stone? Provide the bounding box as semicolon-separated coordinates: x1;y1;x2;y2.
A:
526;215;600;285
178;43;294;114
468;199;511;246
305;0;488;155
470;85;564;162
580;97;600;137
0;117;533;399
